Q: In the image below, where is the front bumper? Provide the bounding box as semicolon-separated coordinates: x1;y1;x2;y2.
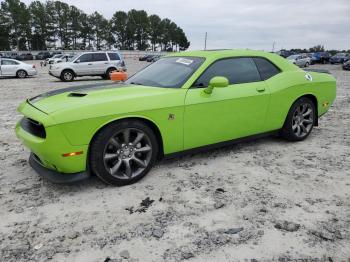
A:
48;68;61;78
29;153;90;184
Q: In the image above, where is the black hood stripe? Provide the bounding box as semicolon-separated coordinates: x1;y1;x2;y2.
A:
29;82;128;103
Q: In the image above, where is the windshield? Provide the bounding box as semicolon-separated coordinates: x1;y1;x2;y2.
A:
287;55;299;59
125;56;205;88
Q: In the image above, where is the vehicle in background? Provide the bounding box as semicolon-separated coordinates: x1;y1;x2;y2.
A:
54;54;75;63
0;58;37;78
47;54;64;64
287;54;311;67
16;53;34;61
329;53;350;64
48;51;126;81
36;52;51;60
343;60;350;70
278;50;295;58
51;51;62;57
311;52;330;64
151;55;163;62
2;52;19;59
146;55;157;62
139;54;153;61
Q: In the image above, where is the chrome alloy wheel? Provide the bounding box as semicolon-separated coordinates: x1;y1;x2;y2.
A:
103;128;152;179
292;103;314;138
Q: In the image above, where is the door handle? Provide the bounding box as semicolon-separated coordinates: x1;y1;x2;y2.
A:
256;86;265;92
104;62;109;64
88;63;93;65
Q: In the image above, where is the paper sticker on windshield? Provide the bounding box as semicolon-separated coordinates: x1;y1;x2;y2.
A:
176;58;193;66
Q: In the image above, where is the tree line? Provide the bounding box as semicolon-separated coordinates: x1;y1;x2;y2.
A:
0;0;190;51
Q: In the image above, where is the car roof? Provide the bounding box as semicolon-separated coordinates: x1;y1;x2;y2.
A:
166;49;298;71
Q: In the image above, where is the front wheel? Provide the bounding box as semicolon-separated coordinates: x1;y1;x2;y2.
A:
281;97;316;141
90;120;159;186
60;70;74;82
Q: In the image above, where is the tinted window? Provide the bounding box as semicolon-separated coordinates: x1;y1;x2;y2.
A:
93;53;108;62
253;57;280;80
78;54;93;63
108;53;120;61
194;57;260;87
1;59;18;65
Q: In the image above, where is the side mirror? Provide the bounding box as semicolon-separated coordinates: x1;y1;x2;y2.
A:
204;76;229;94
75;60;80;63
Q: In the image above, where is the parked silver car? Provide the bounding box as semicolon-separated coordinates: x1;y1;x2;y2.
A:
48;51;126;81
287;54;311;67
0;58;37;78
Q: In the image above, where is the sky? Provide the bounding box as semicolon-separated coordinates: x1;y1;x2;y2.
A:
21;0;350;51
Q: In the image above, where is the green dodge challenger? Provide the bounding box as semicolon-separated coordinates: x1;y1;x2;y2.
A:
15;50;336;185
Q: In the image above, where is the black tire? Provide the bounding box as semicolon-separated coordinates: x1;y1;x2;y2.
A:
16;70;27;78
60;69;75;82
105;67;116;80
281;97;316;141
90;120;159;186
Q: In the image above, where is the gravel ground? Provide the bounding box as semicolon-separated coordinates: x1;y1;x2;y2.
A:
0;60;349;262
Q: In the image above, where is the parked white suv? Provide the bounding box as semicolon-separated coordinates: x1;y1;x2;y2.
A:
48;51;126;81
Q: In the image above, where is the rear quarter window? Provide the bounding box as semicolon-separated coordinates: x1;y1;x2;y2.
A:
253;57;280;80
108;53;120;61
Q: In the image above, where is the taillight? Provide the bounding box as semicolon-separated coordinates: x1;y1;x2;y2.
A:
32;65;36;68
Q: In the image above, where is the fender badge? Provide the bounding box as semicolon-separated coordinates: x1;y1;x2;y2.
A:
305;74;313;81
168;114;175;120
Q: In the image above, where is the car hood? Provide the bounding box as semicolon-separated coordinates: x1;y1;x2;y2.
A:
28;82;179;115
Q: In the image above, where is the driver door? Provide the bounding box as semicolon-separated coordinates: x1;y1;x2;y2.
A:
184;57;270;150
73;53;93;76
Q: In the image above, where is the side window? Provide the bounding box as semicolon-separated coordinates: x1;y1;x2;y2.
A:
1;60;18;65
108;53;120;61
253;57;280;80
194;57;260;87
93;53;108;62
78;54;93;63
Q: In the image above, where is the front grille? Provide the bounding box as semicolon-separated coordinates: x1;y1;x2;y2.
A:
20;117;46;138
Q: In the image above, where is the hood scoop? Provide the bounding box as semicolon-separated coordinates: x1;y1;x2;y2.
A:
68;92;87;97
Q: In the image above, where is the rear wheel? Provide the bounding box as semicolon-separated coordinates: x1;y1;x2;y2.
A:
281;97;316;141
60;70;74;82
16;70;27;78
90;120;159;186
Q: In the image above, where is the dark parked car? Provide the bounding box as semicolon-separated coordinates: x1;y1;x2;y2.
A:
278;50;295;58
311;52;330;64
2;52;18;59
51;51;62;57
36;51;51;60
139;54;152;61
146;54;163;62
330;53;350;64
16;53;34;60
343;60;350;70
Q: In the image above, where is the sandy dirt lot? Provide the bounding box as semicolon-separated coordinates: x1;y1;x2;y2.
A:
0;60;349;262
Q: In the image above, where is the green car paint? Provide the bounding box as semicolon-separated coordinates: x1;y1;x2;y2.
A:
15;49;336;175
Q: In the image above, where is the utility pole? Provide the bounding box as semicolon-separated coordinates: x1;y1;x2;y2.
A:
272;41;276;52
204;32;207;50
